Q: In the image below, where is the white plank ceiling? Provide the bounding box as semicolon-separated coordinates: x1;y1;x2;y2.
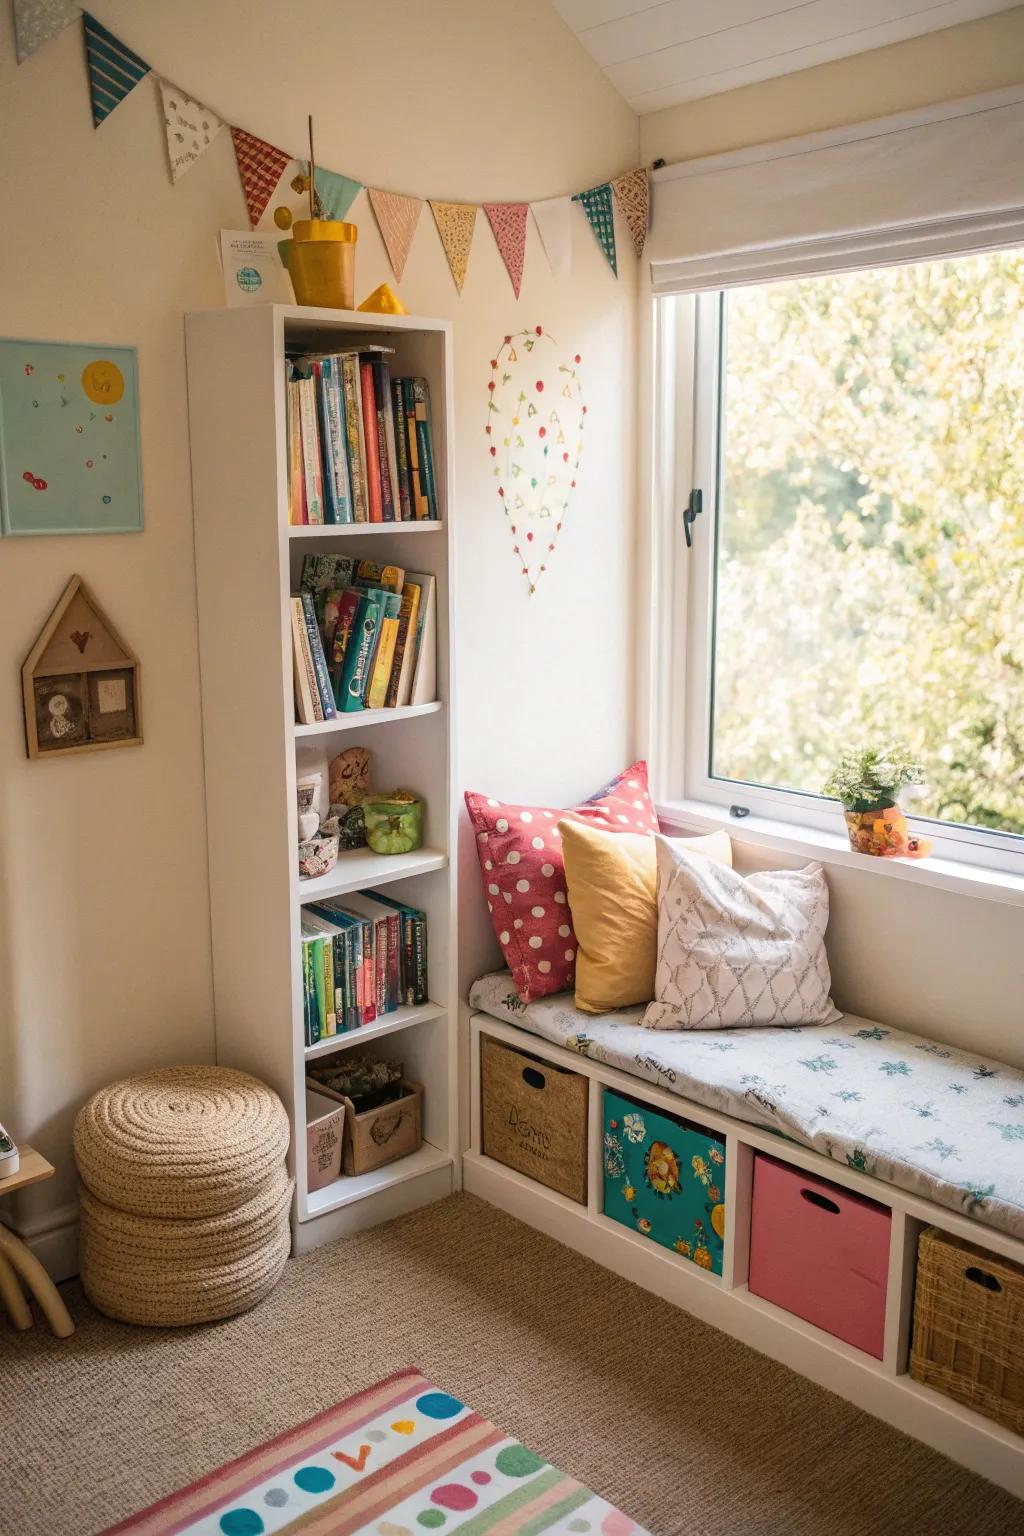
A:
550;0;1021;113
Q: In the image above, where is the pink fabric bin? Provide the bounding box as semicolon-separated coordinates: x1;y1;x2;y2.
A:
748;1153;891;1358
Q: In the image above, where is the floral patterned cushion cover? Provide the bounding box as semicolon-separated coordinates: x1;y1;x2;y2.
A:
470;970;1024;1241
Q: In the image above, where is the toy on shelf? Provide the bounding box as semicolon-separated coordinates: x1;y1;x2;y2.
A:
364;790;423;854
358;283;408;315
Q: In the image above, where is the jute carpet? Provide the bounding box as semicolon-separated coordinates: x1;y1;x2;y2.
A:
0;1193;1019;1536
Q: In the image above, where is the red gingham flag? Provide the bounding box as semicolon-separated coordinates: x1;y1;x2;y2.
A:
231;126;290;228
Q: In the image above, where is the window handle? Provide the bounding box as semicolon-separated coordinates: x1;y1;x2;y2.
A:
683;488;703;548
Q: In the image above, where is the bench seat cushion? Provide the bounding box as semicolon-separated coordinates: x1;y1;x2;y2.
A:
470;971;1024;1241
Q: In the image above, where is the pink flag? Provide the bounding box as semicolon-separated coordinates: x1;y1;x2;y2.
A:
484;203;528;299
368;189;423;283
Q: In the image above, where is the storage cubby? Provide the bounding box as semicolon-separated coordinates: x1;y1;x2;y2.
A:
186;304;457;1252
466;1011;1024;1498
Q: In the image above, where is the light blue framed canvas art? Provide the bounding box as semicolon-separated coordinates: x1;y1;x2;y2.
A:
0;338;143;535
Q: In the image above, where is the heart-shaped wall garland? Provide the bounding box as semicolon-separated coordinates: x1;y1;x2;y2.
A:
485;325;586;595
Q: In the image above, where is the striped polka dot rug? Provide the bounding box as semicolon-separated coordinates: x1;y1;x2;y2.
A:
99;1368;650;1536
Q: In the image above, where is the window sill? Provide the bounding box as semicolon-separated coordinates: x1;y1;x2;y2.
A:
656;799;1024;909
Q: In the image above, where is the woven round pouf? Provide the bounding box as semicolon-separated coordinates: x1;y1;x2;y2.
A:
74;1065;293;1327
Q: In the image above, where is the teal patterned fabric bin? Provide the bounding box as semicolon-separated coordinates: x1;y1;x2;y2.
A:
603;1088;726;1274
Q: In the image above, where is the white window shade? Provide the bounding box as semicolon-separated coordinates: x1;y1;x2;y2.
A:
648;88;1024;294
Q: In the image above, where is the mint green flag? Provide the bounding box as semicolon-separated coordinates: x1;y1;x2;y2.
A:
308;166;362;221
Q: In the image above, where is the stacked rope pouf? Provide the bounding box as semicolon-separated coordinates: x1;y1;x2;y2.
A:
74;1065;292;1327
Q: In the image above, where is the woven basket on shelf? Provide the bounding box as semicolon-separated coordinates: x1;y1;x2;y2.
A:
909;1226;1024;1434
74;1065;292;1327
481;1035;588;1204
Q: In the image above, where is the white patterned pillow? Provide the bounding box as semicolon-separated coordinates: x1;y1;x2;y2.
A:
644;837;840;1029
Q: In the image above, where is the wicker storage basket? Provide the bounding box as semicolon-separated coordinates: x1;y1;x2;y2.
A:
481;1035;588;1204
909;1226;1024;1435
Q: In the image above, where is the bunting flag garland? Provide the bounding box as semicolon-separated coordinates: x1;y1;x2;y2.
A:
83;11;149;126
309;165;362;222
158;78;224;184
20;9;649;290
483;203;528;299
529;195;572;279
231;126;291;228
368;188;423;282
14;0;80;62
573;182;617;276
429;200;478;294
612;166;650;258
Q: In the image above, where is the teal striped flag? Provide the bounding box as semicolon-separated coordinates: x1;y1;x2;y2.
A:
83;12;149;126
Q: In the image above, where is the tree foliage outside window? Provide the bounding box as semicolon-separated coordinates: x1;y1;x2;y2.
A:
712;248;1024;836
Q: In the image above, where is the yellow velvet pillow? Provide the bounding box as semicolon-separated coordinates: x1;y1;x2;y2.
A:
559;819;732;1014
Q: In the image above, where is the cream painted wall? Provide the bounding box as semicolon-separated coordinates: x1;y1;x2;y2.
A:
641;6;1024;163
0;0;639;1245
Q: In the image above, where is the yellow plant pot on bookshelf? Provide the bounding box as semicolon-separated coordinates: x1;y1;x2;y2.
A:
288;220;357;310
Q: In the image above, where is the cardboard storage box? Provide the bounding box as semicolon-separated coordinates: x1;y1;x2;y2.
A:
305;1087;344;1192
481;1035;588;1204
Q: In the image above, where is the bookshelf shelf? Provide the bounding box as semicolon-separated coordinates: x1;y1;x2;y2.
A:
187;304;458;1255
288;521;444;539
298;848;447;903
292;701;443;737
304;1001;447;1059
305;1143;453;1218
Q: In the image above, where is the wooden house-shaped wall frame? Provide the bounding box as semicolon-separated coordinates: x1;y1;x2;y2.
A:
22;575;142;759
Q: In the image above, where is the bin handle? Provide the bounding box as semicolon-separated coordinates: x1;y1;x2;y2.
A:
800;1188;840;1214
965;1265;1002;1293
522;1067;546;1091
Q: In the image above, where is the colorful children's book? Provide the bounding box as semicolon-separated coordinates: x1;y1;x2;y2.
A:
402;572;437;706
338;592;383;711
366;590;402;710
291;596;322;723
360;361;384;523
299;592;337;720
412;378;438;520
387;577;423;708
340;353;369;523
297;373;324;524
391;378;412;520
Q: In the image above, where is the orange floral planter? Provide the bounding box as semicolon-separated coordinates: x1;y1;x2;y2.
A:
843;804;931;859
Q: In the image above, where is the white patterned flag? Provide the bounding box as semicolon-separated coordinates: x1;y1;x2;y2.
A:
83;11;149;126
157;78;224;184
529;195;572;279
14;0;80;62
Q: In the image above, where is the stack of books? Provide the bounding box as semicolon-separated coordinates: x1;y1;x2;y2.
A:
286;346;439;525
300;890;428;1045
291;555;436;722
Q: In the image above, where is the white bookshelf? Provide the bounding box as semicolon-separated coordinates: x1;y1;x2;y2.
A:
186;304;458;1253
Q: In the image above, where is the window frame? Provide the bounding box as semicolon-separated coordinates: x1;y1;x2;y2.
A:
656;276;1024;878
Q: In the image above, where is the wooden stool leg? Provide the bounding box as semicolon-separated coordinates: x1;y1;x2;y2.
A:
0;1248;33;1330
0;1221;74;1338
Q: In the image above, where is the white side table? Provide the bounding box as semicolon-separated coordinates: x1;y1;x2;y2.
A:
0;1145;75;1338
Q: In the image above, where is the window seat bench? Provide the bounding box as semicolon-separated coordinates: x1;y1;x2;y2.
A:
465;973;1024;1496
469;971;1024;1242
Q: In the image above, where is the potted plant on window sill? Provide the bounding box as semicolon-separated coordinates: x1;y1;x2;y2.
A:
823;745;932;859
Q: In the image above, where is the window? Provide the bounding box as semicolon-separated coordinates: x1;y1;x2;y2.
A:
664;246;1024;869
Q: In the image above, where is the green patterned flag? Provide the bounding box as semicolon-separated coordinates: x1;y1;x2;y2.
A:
83;12;149;125
573;182;617;276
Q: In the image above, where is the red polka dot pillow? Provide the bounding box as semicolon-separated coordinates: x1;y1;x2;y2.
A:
465;762;660;1002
